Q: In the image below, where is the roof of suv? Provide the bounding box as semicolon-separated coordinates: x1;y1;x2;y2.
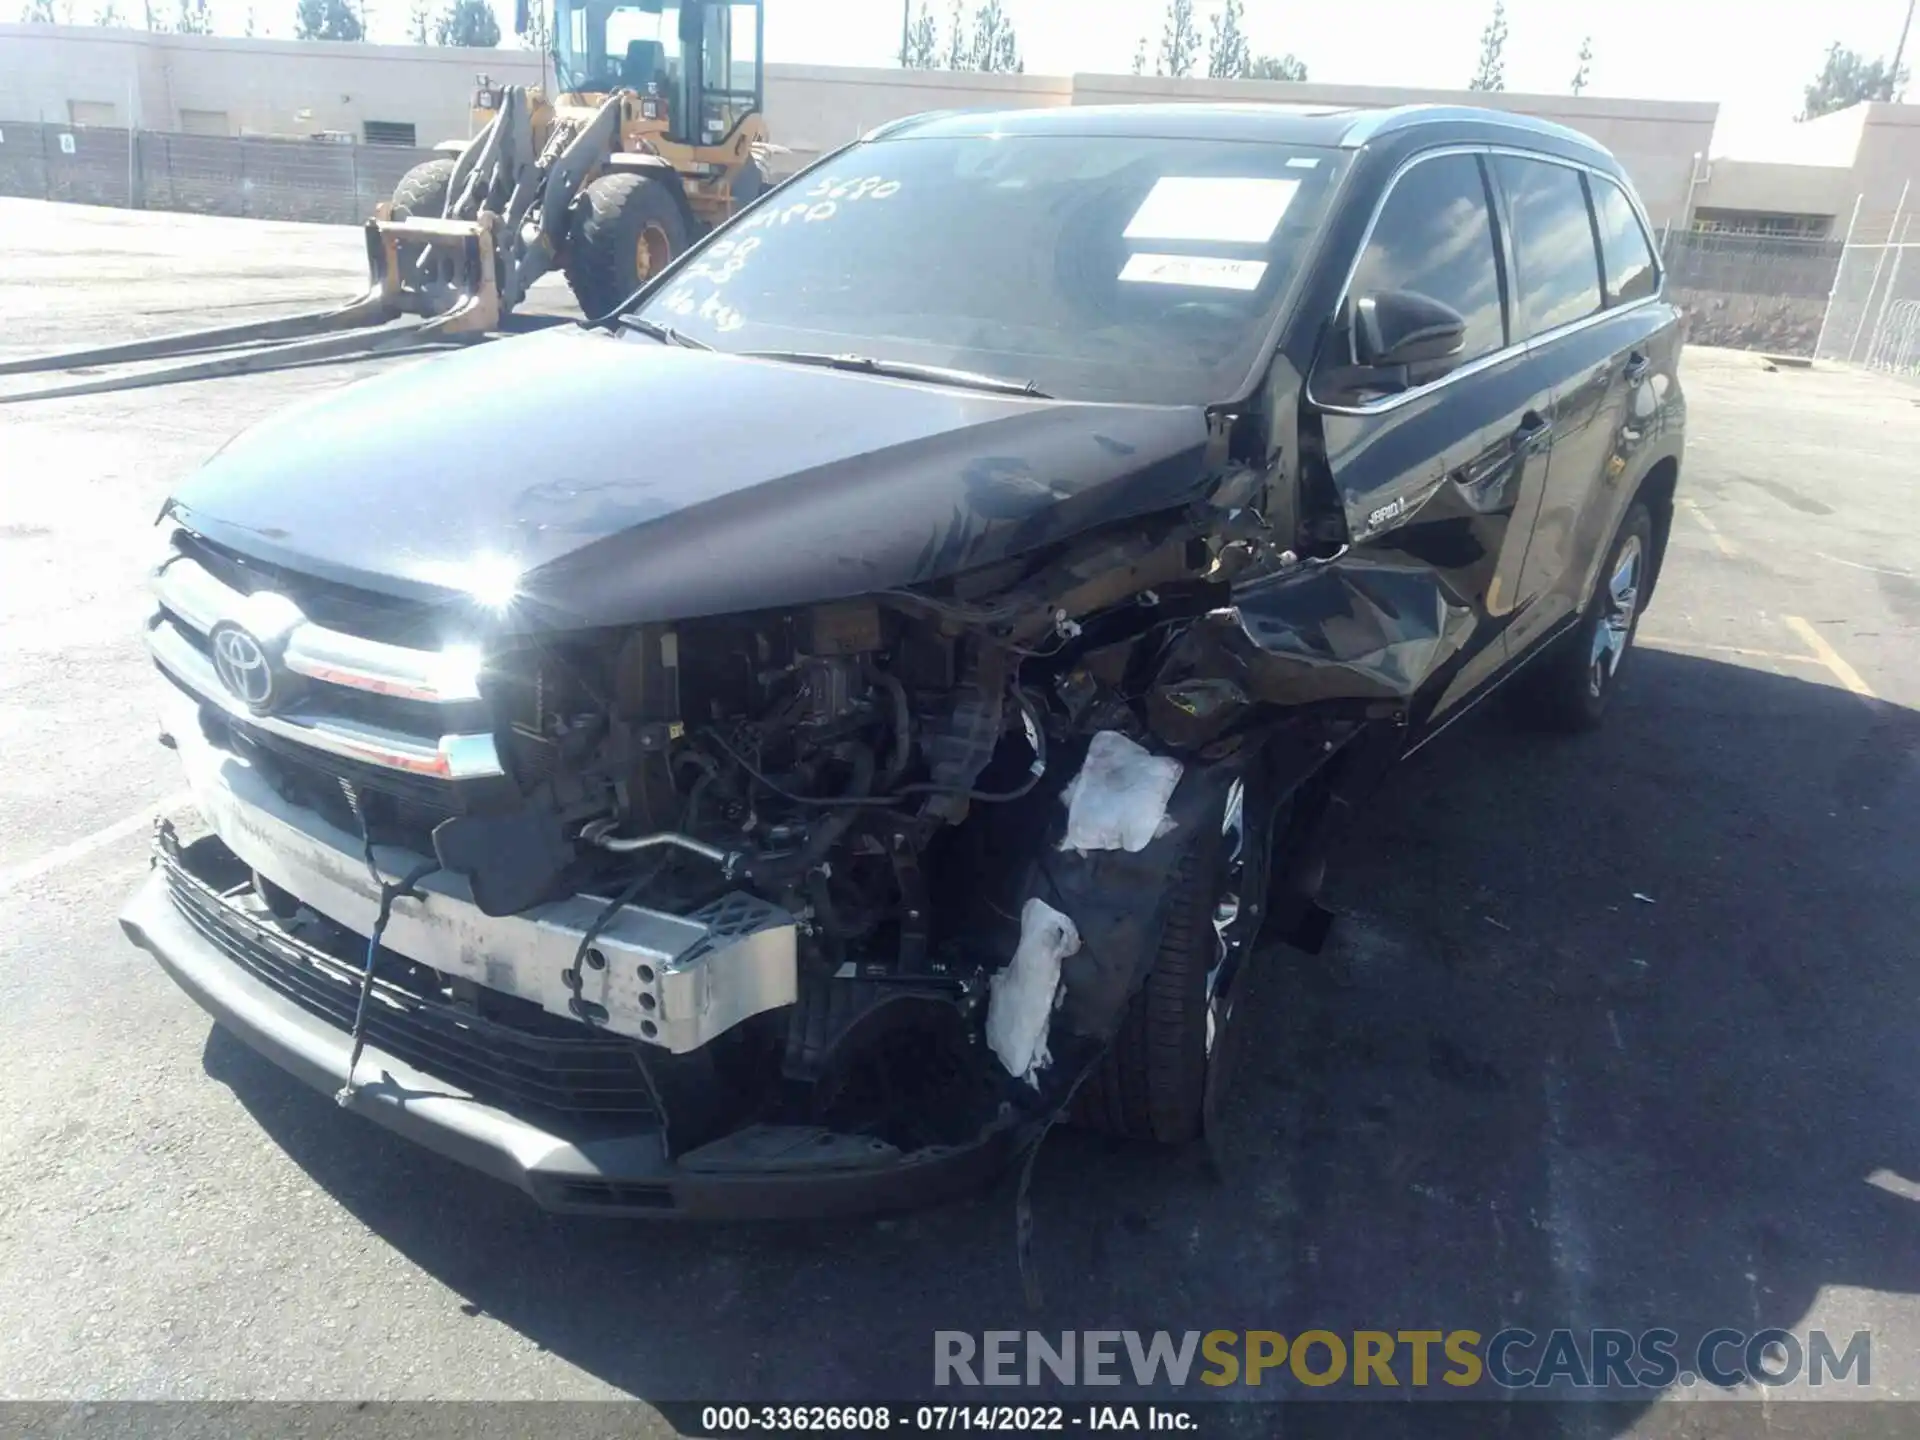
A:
874;102;1614;165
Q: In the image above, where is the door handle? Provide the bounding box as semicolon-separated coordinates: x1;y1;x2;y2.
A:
1623;351;1651;384
1513;409;1552;452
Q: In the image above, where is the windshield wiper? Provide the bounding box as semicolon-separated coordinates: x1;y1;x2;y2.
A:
744;351;1051;398
614;314;711;349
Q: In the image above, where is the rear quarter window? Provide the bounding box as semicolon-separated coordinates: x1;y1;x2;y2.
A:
1592;178;1660;305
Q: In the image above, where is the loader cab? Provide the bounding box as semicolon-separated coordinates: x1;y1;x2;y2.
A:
542;0;764;149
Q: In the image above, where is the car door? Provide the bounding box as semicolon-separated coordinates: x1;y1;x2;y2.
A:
1308;148;1556;736
1492;153;1674;658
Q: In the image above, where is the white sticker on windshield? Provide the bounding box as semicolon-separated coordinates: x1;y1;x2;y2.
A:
1123;176;1300;244
1120;253;1269;291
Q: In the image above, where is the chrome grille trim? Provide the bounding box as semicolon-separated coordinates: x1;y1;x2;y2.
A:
155;554;481;705
150;617;504;780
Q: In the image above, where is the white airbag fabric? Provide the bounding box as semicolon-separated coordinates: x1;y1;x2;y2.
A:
987;899;1079;1087
1058;730;1184;856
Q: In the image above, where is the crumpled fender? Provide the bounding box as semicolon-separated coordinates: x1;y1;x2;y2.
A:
1152;555;1478;741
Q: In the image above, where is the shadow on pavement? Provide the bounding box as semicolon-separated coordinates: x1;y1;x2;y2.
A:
203;645;1920;1431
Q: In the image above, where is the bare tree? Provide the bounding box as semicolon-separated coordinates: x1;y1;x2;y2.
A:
1248;52;1308;81
943;0;967;70
1131;33;1148;75
1469;0;1508;91
968;0;1020;71
901;0;939;67
93;0;123;22
1570;34;1593;94
20;0;57;20
1158;0;1200;77
1207;0;1250;78
174;0;212;33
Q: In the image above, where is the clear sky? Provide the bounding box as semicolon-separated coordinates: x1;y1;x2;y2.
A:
220;0;1914;128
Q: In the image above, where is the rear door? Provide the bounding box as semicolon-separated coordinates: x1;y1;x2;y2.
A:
1309;149;1555;734
1493;153;1674;658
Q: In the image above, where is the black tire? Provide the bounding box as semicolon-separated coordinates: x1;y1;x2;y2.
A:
389;157;457;283
1512;501;1656;732
564;173;691;319
390;156;455;221
731;162;770;206
1073;781;1269;1145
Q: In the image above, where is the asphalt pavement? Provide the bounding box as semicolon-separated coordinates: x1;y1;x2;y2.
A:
1;201;1917;1437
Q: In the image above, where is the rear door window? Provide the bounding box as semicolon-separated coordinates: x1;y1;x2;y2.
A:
1350;152;1506;363
1492;155;1604;338
1591;178;1659;305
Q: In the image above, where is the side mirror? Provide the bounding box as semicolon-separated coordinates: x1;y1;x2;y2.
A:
1353;289;1468;384
513;0;527;33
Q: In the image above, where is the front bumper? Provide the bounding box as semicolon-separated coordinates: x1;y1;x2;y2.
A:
121;854;1020;1219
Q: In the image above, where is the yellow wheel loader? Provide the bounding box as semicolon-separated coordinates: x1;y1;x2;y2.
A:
395;0;772;318
0;0;771;403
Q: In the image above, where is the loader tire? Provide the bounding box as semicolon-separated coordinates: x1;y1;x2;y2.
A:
564;173;690;319
390;157;455;221
389;158;457;281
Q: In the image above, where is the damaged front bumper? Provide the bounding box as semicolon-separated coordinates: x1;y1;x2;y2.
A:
122;833;1021;1219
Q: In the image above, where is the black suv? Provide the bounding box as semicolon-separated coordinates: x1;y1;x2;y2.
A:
126;102;1684;1218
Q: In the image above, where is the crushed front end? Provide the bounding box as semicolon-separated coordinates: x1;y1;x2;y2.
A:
123;419;1447;1217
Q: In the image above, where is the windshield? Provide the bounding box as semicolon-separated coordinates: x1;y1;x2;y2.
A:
632;133;1346;405
554;0;681;98
552;0;760;141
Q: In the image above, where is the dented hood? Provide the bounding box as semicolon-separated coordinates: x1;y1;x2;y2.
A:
169;326;1214;629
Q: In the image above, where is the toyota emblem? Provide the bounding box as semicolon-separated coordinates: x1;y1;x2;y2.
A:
209;622;277;712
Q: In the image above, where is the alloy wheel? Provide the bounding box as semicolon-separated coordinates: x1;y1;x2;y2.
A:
1588;534;1644;699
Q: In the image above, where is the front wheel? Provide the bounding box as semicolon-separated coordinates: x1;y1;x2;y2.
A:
1072;776;1273;1144
388;157;456;283
1513;501;1655;732
563;173;691;319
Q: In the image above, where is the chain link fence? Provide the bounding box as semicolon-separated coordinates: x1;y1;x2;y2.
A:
0;119;440;225
1659;230;1845;358
1815;221;1920;378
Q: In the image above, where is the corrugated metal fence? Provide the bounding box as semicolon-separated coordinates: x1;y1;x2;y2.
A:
0;119;439;224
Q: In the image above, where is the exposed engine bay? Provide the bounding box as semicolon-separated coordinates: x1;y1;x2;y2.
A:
162;482;1450;1170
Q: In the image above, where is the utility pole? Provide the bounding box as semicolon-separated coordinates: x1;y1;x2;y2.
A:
1894;0;1916;98
901;0;911;65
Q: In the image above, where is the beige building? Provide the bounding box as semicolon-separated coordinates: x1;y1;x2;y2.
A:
0;22;1915;236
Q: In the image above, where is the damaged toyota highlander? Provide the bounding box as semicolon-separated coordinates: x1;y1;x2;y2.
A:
122;103;1685;1218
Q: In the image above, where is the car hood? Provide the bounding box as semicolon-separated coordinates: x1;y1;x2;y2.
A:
169;326;1215;631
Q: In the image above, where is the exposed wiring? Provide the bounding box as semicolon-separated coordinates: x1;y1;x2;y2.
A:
558;853;675;1154
703;688;1048;808
335;784;439;1109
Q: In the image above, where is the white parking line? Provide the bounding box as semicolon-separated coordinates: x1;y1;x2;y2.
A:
1813;551;1914;580
1681;497;1739;557
0;791;190;898
1782;616;1879;701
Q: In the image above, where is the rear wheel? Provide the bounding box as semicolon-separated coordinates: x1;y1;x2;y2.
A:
1073;777;1272;1144
1512;501;1655;732
564;173;690;319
